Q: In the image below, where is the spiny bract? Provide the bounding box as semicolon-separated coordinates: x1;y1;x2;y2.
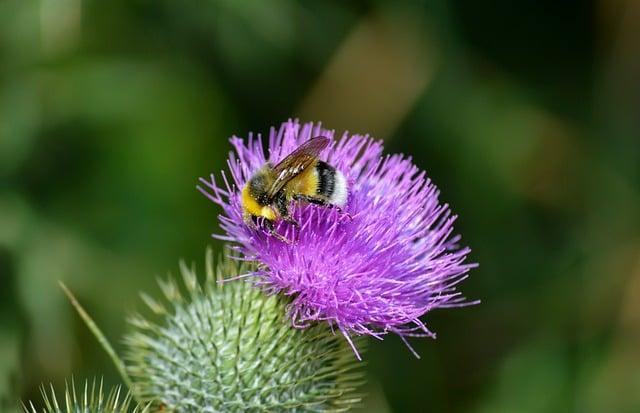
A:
124;250;364;412
23;378;146;413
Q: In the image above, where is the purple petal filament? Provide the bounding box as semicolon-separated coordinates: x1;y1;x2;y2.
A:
198;120;478;358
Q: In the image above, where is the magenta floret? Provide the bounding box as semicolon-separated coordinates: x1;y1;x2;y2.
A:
198;120;478;358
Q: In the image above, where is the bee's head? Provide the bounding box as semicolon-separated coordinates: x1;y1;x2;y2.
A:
241;173;276;221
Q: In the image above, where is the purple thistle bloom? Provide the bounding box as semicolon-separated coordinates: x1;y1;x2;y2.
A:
198;120;478;359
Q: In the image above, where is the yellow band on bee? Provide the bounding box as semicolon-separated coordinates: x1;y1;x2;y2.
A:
242;185;276;220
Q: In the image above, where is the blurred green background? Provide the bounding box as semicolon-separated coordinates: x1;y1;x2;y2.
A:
1;0;639;412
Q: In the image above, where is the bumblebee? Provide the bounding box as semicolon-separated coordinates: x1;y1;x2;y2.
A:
241;137;348;242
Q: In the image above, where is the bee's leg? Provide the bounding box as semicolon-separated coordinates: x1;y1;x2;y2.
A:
282;215;300;228
264;219;293;244
294;194;352;219
275;193;300;228
244;213;258;230
293;194;330;206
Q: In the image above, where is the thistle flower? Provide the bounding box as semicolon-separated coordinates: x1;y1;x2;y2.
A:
124;250;363;412
198;120;478;358
23;378;146;413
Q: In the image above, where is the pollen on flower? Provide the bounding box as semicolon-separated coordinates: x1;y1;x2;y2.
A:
198;119;478;358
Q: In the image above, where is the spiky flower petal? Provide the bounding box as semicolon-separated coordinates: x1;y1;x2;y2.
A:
124;250;364;412
23;378;146;413
198;120;478;357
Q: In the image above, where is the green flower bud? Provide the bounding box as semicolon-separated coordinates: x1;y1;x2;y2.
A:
124;250;364;412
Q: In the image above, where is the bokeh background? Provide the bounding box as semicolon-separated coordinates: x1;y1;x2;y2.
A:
1;0;639;412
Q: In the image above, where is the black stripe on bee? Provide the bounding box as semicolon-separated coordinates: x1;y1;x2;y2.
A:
316;161;336;198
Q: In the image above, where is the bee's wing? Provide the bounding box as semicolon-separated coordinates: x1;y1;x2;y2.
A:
266;136;330;200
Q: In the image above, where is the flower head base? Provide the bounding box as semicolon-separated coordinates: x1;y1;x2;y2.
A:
199;120;477;358
124;250;364;412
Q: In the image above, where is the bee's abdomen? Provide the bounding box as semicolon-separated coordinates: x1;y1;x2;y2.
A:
316;161;348;207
